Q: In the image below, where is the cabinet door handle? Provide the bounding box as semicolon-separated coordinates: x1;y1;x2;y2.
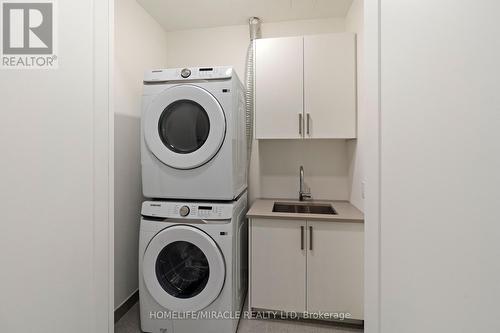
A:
299;113;303;136
309;226;313;251
306;113;311;136
300;226;305;250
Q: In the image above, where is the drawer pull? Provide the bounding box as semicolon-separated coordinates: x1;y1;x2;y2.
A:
300;226;305;250
309;226;313;251
299;113;303;136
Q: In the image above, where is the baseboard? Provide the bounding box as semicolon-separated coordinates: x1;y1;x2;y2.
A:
114;290;139;323
250;307;364;329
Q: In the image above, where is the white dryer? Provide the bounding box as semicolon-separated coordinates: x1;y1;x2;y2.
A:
139;192;248;333
141;66;247;200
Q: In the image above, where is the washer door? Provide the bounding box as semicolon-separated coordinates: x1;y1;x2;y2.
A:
144;85;226;169
143;225;225;312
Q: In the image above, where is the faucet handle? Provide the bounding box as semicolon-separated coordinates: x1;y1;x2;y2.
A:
300;192;312;201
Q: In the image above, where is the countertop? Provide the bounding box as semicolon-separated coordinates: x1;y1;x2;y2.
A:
246;198;364;223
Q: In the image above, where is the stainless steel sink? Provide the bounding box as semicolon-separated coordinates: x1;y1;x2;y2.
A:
272;202;337;215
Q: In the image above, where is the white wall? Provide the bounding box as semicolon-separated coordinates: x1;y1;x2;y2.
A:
165;18;351;202
379;1;500;332
345;0;365;211
166;17;345;79
363;0;381;331
114;0;167;309
0;0;112;332
258;140;350;200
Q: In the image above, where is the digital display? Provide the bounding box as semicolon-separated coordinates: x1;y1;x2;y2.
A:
198;206;213;210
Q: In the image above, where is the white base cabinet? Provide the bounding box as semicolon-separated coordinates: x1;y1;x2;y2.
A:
306;221;364;319
250;219;306;312
249;218;364;321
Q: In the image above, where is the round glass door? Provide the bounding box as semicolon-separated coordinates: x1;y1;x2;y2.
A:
156;241;210;299
142;225;225;312
144;85;226;170
158;100;210;154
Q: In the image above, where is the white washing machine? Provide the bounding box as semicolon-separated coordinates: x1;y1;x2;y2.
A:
141;66;247;200
139;192;248;333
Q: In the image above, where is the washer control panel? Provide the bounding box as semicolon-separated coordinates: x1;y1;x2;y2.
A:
142;201;234;220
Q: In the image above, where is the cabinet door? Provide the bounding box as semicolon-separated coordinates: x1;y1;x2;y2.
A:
250;218;306;312
304;33;356;138
307;221;364;319
255;37;304;139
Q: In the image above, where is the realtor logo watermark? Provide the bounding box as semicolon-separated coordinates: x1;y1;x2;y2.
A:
1;0;57;69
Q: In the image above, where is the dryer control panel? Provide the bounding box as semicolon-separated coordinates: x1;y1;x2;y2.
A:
144;66;233;83
141;200;234;220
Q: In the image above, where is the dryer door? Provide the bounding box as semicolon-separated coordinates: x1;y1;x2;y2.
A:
142;225;225;312
144;84;226;170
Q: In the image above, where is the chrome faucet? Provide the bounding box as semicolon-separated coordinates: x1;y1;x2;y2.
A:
299;166;312;201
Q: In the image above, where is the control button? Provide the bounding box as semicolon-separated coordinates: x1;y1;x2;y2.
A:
179;205;190;217
181;68;191;78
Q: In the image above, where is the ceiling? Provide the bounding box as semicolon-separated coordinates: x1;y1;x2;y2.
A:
136;0;354;32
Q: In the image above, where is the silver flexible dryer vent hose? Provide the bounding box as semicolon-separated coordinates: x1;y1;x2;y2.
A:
245;17;261;170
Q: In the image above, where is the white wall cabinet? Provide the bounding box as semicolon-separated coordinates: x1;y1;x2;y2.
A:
255;33;356;139
255;37;304;139
249;218;364;320
304;34;356;138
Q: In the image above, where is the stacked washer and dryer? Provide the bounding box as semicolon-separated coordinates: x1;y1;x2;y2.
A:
139;66;248;333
